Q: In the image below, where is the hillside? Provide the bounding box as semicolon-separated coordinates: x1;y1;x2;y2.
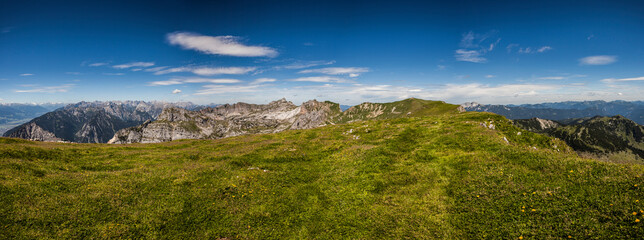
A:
109;98;458;144
513;116;644;162
1;109;643;239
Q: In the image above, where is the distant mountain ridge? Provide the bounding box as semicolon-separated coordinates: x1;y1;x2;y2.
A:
461;100;644;125
3;101;201;143
0;103;67;134
513;116;644;160
109;98;458;144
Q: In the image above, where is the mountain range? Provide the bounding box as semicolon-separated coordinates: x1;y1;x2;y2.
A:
109;98;456;143
3;101;200;143
462;100;644;125
0;103;66;134
513;116;644;161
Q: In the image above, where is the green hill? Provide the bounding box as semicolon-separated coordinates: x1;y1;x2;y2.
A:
1;103;643;239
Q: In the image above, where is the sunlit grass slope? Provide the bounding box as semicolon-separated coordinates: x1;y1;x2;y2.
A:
1;108;643;239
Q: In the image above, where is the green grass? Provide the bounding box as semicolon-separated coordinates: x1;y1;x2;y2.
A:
1;111;643;239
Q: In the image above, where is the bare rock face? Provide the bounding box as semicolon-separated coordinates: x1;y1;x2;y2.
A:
109;99;341;144
6;122;61;142
110;98;460;144
512;118;561;133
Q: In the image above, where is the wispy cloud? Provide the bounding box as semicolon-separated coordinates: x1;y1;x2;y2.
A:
19;73;34;76
516;46;552;54
455;49;487;63
144;66;168;72
299;67;369;77
485;75;495;78
103;73;125;76
172;89;182;94
113;62;155;69
274;60;335;70
154;66;256;76
167;32;278;57
251;78;277;84
291;76;348;83
601;76;644;83
195;85;263;95
88;62;108;67
539;76;565;80
579;55;617;65
14;84;74;93
148;77;242;86
537;46;552;53
455;31;499;63
437;65;447;70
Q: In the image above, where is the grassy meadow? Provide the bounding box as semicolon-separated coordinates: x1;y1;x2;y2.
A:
1;111;643;239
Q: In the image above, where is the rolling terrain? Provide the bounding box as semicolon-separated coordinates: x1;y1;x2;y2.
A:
514;116;644;163
462;100;644;125
1;99;642;239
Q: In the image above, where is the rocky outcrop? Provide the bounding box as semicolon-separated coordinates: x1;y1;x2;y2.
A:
512;118;561;133
110;98;459;144
109;99;342;144
4;122;61;142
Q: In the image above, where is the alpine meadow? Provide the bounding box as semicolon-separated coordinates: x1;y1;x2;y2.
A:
1;1;644;239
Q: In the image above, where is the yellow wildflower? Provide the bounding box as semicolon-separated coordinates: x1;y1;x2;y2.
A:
519;236;523;240
531;209;536;212
636;219;640;223
633;212;638;216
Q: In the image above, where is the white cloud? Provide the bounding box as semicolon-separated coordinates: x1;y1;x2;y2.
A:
103;73;125;76
148;77;242;86
437;65;446;70
299;67;369;77
579;55;617;65
291;76;348;83
485;75;495;78
455;31;498;63
455;49;486;63
154;66;256;76
19;73;34;76
537;46;552;53
195;85;262;95
172;89;182;94
275;60;335;70
88;62;108;67
113;62;155;69
14;84;74;93
251;78;276;84
167;32;277;57
601;76;644;83
144;66;168;72
510;45;552;54
539;76;565;80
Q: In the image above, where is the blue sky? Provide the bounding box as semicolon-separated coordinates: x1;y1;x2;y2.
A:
1;0;643;105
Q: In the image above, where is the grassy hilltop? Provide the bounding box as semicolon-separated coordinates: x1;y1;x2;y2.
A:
0;99;643;239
